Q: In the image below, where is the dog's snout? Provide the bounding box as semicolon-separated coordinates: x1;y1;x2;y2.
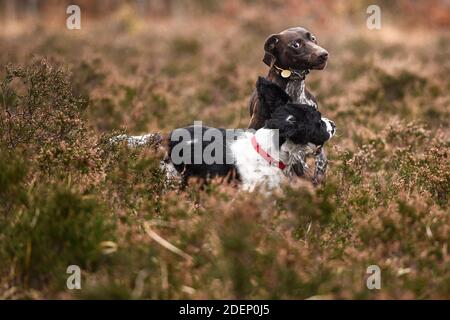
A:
318;50;329;60
330;121;336;135
322;117;336;138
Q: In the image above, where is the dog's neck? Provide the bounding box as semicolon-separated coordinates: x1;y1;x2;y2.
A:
267;68;317;108
254;128;282;160
286;79;317;106
266;67;301;88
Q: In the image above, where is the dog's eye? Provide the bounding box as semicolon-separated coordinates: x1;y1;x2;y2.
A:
307;32;317;42
291;41;301;49
286;115;296;123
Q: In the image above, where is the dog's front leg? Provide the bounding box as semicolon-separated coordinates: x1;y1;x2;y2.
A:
291;149;309;178
312;147;328;186
292;160;307;177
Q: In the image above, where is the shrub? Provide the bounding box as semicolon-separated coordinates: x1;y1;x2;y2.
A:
0;59;86;150
1;181;114;289
0;59;104;177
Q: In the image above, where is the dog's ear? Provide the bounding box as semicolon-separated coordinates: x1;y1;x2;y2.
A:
265;108;301;141
309;117;336;145
263;34;279;67
265;116;298;140
256;77;291;118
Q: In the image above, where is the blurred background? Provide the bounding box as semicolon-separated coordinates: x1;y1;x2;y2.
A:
1;0;449;133
2;0;449;133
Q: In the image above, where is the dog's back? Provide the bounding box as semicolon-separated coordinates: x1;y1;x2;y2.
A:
167;126;240;181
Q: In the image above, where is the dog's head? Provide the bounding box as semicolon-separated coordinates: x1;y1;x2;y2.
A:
256;77;335;145
263;27;328;71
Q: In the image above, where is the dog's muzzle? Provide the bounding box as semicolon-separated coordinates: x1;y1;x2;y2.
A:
322;118;336;138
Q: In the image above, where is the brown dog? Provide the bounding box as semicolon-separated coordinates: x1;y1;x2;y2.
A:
248;27;330;184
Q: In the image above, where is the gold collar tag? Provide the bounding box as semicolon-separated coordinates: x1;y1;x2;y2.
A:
280;69;292;78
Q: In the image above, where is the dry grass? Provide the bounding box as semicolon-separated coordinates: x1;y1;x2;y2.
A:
0;1;449;299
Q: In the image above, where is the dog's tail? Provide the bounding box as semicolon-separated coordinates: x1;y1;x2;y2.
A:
110;133;163;148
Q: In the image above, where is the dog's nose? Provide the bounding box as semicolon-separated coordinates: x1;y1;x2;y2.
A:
330;121;336;135
318;51;329;60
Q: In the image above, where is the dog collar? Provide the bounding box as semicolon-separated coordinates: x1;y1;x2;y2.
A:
273;65;309;80
251;135;286;170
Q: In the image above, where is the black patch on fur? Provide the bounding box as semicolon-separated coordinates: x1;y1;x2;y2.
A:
265;104;331;146
256;77;291;120
168;126;240;182
256;78;332;146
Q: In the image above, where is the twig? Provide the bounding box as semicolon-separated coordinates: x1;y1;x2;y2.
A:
143;222;192;261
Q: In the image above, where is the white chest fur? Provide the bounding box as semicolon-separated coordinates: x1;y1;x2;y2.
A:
230;129;288;191
285;79;317;109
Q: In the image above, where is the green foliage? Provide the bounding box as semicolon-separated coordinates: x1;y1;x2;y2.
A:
2;182;113;287
0;151;114;290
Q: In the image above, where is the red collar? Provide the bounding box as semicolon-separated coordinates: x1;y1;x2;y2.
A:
251;135;286;170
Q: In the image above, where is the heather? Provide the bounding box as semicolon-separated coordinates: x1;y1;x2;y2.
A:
0;1;449;299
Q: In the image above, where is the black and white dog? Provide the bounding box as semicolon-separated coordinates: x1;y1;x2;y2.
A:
114;78;336;191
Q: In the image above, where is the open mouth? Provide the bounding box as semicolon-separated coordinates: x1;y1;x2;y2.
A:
312;60;327;70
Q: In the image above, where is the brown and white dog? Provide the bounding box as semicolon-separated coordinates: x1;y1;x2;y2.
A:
248;27;330;185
